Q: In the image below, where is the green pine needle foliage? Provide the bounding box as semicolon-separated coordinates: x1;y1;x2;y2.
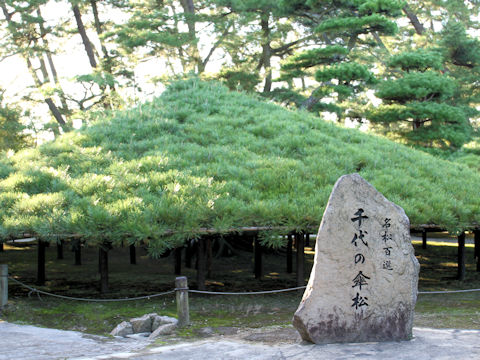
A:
1;79;479;254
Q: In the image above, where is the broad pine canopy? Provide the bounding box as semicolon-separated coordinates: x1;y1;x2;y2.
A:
0;79;479;255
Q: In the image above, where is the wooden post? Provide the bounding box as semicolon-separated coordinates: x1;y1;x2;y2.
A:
185;241;192;268
196;237;207;290
174;247;182;275
129;244;136;265
74;243;82;266
296;232;305;287
457;231;466;281
286;234;293;274
474;230;480;272
207;237;213;278
175;276;189;327
57;240;64;260
0;264;7;308
37;240;46;285
254;233;263;279
305;232;310;247
99;247;109;293
422;229;427;249
0;242;4;252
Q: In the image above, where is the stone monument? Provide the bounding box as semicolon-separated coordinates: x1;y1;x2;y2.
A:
293;173;420;344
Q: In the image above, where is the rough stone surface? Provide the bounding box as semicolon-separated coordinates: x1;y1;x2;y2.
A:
152;315;178;332
130;314;154;334
293;173;420;344
110;321;134;337
148;323;177;339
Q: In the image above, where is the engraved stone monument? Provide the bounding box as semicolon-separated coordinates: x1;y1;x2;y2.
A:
293;173;420;344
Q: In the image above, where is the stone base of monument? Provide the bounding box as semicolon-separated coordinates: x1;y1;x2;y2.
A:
293;174;420;344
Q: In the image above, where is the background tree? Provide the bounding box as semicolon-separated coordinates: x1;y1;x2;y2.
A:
0;90;31;151
274;0;404;121
368;48;472;149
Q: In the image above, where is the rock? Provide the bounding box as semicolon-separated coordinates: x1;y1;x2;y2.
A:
194;327;215;337
110;321;133;337
152;315;178;332
293;173;420;344
130;314;154;333
148;323;177;339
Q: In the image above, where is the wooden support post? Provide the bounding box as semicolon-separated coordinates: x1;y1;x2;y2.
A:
174;247;182;275
0;242;4;252
286;234;293;274
474;230;480;272
99;247;109;293
37;240;46;286
254;234;263;279
196;237;207;291
296;232;305;287
457;231;466;281
207;237;213;278
185;241;192;268
175;276;189;327
129;244;136;265
1;264;7;308
57;240;64;260
74;243;82;266
422;229;427;249
305;232;310;247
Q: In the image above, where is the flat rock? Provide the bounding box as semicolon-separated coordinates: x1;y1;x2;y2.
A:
152;315;178;331
293;173;420;344
148;323;177;339
130;314;154;333
110;321;133;337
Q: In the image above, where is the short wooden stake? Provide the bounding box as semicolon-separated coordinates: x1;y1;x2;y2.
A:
0;264;7;308
129;244;136;265
286;234;293;274
57;240;64;260
185;241;192;268
196;237;207;291
74;243;82;266
37;240;46;285
0;242;4;252
254;234;263;279
474;230;480;272
296;232;305;287
305;232;310;247
422;229;427;249
99;247;109;293
457;232;466;281
175;276;189;327
174;247;182;275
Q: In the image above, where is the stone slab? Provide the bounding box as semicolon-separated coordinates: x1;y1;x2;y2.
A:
293;173;420;344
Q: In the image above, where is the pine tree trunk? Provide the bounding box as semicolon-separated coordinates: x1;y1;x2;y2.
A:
260;14;272;93
72;4;98;68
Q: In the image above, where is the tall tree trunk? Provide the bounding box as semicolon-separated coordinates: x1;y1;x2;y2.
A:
403;5;425;35
260;13;272;93
37;8;69;112
179;0;202;72
72;4;98;68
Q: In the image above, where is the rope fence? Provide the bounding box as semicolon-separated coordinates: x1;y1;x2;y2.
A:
4;275;480;303
2;270;480;328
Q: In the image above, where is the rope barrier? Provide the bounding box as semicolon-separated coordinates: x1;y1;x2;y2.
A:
7;275;480;302
418;288;480;294
188;286;307;295
8;277;175;302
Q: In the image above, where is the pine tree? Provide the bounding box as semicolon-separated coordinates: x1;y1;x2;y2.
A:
368;48;472;148
275;0;404;120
